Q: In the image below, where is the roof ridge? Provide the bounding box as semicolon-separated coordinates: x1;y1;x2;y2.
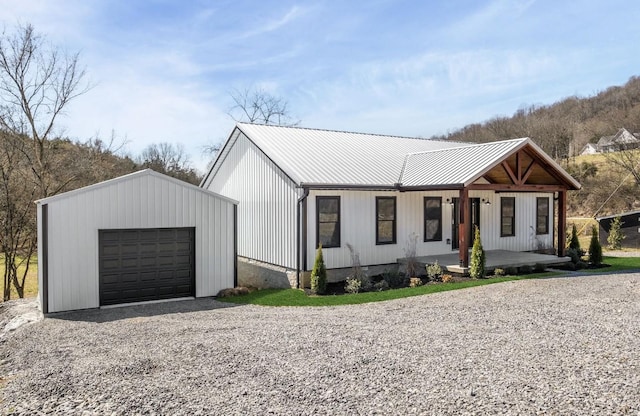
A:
404;137;529;157
236;122;462;144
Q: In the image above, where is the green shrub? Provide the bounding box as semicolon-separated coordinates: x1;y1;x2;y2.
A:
310;244;327;295
566;248;580;265
344;277;361;294
607;217;625;250
518;265;533;274
504;266;518;276
493;268;505;277
568;223;581;252
373;280;390;291
469;226;486;279
381;271;406;288
589;225;603;266
426;261;443;282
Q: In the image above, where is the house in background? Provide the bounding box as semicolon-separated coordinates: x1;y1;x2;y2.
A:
202;123;581;288
596;128;640;153
597;210;640;249
579;143;598;155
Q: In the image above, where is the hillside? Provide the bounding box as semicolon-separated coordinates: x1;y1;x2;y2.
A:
433;76;640;158
432;75;640;218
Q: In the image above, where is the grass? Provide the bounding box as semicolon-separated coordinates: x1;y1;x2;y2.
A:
0;255;38;301
585;255;640;273
221;255;640;307
219;272;559;307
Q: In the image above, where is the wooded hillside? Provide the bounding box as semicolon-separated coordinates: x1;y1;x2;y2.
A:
432;76;640;218
433;76;640;158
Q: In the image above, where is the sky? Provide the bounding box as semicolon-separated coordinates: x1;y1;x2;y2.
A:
2;0;639;173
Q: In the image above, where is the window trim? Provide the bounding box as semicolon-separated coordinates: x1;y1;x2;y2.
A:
375;196;397;245
424;197;443;242
500;197;516;237
536;197;549;235
316;196;341;248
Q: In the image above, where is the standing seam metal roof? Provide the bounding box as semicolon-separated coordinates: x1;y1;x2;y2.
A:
399;139;528;187
206;123;580;190
236;123;473;187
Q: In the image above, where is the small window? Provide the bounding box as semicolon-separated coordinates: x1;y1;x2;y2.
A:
424;197;442;241
501;197;515;237
536;197;549;235
316;196;340;248
376;197;396;245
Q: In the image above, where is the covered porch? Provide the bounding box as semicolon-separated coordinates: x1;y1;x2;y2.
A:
399;250;571;275
399;138;581;269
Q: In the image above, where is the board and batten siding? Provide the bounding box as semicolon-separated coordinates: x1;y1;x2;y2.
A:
307;190;554;270
38;171;236;313
205;131;300;269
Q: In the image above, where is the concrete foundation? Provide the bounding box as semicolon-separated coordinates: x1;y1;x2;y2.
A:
237;257;297;289
238;257;400;289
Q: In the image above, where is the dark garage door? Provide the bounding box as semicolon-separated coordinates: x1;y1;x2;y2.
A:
99;228;195;306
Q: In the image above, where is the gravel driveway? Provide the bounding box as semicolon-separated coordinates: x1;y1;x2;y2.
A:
1;273;639;415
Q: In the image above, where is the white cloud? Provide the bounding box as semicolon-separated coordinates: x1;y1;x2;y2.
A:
238;5;307;39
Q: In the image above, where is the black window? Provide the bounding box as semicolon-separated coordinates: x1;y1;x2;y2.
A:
316;196;340;248
536;197;549;235
501;197;515;237
376;197;396;245
424;197;442;241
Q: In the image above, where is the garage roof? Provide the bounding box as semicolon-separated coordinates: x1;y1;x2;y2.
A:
37;169;238;205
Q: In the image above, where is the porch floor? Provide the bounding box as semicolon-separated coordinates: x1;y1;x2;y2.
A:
399;250;570;275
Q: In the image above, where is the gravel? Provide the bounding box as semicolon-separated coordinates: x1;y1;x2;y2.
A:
1;273;639;415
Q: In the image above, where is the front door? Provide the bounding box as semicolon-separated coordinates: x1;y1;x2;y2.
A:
452;198;480;250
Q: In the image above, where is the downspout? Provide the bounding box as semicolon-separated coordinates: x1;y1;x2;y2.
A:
296;187;310;289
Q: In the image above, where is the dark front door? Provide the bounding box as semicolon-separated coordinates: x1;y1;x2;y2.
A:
452;198;480;250
99;227;195;306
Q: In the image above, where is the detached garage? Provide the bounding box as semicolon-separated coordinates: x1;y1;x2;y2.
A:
36;169;238;313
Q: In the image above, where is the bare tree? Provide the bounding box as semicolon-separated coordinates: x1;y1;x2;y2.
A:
0;23;89;299
0;23;89;198
139;142;201;185
0;130;36;300
604;144;640;187
228;87;299;126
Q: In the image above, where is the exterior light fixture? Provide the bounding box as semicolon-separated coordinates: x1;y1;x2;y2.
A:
482;198;491;205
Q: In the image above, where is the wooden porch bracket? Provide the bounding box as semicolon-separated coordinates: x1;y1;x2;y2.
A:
458;187;470;267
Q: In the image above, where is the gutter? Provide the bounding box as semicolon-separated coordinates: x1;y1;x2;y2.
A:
296;187;310;288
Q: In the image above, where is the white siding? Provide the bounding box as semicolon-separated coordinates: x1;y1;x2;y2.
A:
307;190;554;269
205;132;300;269
484;193;554;252
38;171;236;313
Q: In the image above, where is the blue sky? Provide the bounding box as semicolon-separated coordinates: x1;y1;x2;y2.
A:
2;0;639;172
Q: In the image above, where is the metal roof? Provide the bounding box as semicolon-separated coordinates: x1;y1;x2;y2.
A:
235;123;472;187
400;138;527;187
38;169;238;205
203;123;580;190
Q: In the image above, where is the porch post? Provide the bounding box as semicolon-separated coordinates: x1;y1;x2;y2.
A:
557;190;567;257
458;187;470;267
